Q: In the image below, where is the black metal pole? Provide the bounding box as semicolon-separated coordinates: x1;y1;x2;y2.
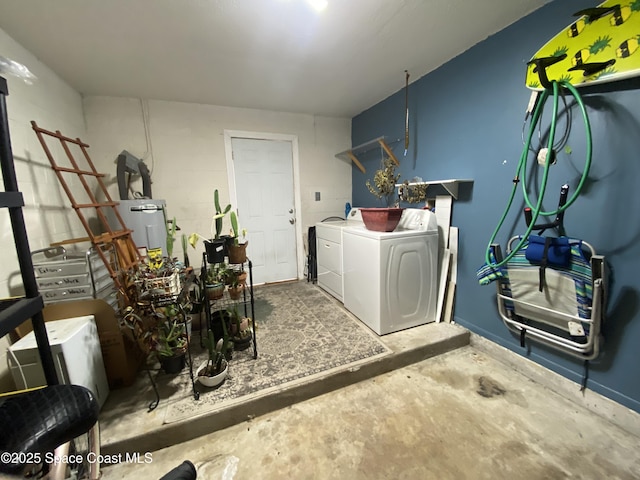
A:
180;302;199;401
249;260;257;359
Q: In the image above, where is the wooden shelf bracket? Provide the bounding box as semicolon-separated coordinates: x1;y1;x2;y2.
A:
335;137;400;174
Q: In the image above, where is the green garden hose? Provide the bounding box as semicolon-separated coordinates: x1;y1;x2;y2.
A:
484;80;592;268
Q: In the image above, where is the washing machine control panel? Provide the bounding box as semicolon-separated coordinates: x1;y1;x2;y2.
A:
397;208;436;232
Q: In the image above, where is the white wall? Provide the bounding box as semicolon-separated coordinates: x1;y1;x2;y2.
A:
0;27;353;393
82;97;353;273
0;28;86;392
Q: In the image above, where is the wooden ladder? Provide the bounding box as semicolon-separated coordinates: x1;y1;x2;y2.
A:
31;121;141;299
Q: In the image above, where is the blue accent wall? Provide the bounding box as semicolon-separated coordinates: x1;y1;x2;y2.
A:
352;0;640;413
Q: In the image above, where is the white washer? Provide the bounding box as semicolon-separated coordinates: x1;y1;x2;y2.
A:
342;209;439;335
315;208;363;302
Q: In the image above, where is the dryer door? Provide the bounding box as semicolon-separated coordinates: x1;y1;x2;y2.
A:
382;233;438;334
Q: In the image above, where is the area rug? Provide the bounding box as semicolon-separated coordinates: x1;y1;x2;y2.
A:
162;281;391;424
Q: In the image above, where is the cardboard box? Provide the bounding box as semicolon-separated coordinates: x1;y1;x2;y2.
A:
14;299;144;389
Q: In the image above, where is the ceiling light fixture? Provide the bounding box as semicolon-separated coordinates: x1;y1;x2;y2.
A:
306;0;328;12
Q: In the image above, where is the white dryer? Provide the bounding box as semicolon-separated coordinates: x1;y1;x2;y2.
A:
315;208;363;302
342;208;439;335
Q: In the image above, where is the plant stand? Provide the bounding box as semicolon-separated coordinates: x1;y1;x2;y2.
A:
146;270;200;411
200;253;258;362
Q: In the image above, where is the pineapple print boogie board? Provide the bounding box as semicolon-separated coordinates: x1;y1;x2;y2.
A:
526;0;640;90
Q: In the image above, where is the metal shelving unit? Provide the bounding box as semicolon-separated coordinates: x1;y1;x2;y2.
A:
201;253;258;361
0;75;58;385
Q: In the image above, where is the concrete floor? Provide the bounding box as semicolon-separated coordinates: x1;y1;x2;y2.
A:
99;313;469;456
101;345;640;480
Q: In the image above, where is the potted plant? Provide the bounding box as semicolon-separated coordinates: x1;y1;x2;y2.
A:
164;209;178;260
362;156;404;232
226;267;246;300
209;308;234;359
366;156;400;207
188;189;231;264
229;306;252;351
120;258;195;373
204;262;229;300
196;329;228;387
226;265;247;287
207;307;234;359
398;178;429;206
235;268;247;286
163;302;193;341
156;317;188;374
227;210;248;264
186;283;204;331
181;233;190;268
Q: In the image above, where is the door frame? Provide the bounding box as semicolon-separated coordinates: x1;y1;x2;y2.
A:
223;130;304;281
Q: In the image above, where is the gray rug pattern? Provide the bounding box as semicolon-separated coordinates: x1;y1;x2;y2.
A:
163;281;391;423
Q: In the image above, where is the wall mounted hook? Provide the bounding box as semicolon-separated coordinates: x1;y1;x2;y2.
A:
573;5;621;23
527;54;567;90
568;59;616;77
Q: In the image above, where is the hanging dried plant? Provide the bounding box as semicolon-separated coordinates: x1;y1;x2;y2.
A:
366;157;400;207
399;180;428;204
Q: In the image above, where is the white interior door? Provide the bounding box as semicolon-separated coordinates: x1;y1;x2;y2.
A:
229;136;298;284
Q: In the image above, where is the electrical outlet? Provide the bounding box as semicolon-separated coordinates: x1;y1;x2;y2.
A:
315;192;321;201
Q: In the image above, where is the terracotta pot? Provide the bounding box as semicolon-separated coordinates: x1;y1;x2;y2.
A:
230;316;250;336
228;284;244;300
360;208;404;232
228;241;248;264
236;271;247;285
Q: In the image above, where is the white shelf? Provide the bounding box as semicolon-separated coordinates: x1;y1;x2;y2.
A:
335;137;400;174
395;179;473;200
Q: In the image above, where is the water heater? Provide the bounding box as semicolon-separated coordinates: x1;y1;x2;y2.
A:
112;199;168;256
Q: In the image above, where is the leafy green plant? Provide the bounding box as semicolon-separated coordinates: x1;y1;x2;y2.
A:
227;266;246;288
230;305;251;340
205;262;231;285
188;188;231;247
181;233;190;267
229;210;248;246
205;330;226;375
214;189;232;240
166;217;177;259
162;206;177;258
155;319;187;358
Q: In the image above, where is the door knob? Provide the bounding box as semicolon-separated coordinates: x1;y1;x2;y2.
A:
289;218;295;224
289;208;294;214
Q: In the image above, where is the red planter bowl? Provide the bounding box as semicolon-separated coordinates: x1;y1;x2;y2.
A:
360;208;404;232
